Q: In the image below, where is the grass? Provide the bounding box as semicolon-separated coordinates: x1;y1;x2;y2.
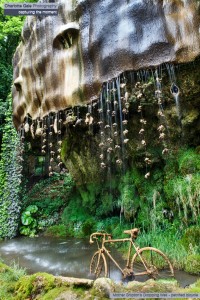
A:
116;225;200;274
0;261;26;300
136;229;188;269
44;224;68;237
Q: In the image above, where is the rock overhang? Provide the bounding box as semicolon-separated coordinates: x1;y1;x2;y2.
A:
12;0;200;129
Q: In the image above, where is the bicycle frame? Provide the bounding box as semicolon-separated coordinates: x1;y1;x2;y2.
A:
99;236;149;277
90;230;174;279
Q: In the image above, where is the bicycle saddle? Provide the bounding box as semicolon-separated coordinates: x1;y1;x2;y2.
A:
124;228;139;238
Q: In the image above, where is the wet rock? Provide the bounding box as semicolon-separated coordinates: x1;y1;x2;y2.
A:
55;291;79;300
93;278;115;297
126;279;179;293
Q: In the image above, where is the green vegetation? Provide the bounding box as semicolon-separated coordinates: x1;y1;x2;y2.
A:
0;95;22;238
19;205;39;237
0;0;39;239
0;0;25;104
0;261;200;299
0;261;26;300
16;147;199;274
185;255;200;274
0;0;199;292
19;173;74;236
44;224;67;237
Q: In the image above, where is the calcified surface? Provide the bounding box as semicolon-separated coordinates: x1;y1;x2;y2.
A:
12;0;200;129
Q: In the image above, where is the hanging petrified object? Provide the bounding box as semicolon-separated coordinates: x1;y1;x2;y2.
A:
159;133;165;139
123;129;128;136
85;113;94;125
144;157;152;164
101;162;106;169
53;114;58;133
35;120;43;136
116;159;122;165
24;118;29;132
145;172;150;179
107;147;113;153
162;148;169;155
115;145;121;149
158;125;165;132
141;140;146;146
104;125;110;129
73;118;82;127
124;139;129;144
139;128;145;135
30;123;35;139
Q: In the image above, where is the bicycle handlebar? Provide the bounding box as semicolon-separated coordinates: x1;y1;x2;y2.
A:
89;232;112;244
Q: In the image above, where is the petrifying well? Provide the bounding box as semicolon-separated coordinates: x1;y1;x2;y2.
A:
12;0;200;129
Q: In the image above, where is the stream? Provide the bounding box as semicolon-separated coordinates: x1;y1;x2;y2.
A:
0;236;198;287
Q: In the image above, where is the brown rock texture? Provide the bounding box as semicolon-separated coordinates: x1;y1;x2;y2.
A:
12;0;200;129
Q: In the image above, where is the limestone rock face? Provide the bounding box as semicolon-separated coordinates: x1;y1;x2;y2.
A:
12;0;200;129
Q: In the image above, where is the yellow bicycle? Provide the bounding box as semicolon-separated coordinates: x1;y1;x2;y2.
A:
89;228;174;280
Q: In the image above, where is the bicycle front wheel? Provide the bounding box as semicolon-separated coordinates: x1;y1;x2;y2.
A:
132;247;174;280
90;251;108;278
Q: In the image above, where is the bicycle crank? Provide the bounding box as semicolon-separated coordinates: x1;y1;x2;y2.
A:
122;267;134;279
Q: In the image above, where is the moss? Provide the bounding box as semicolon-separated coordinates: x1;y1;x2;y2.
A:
184;254;200;275
61;139;68;162
15;272;56;299
178;149;200;175
182;109;199;125
40;286;70;300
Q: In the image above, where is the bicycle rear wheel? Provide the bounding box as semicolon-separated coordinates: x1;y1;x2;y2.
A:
132;247;174;280
90;251;108;278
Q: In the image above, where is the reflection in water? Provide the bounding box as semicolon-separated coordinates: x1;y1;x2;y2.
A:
0;236;198;287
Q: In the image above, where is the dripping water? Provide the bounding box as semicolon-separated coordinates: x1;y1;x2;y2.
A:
166;63;181;121
116;76;125;172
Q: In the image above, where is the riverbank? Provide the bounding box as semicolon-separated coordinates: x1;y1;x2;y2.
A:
0;261;200;300
44;223;200;276
0;235;199;287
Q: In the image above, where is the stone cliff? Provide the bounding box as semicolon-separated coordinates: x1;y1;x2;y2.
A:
12;0;200;129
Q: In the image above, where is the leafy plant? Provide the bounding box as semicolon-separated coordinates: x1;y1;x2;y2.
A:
19;205;38;237
21;173;74;217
